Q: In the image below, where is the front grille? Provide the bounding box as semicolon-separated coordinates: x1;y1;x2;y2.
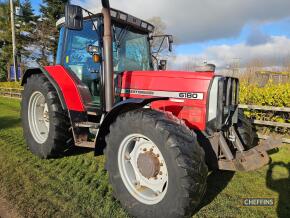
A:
216;77;239;130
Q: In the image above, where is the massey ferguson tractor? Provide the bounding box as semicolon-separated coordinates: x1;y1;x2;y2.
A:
20;0;282;217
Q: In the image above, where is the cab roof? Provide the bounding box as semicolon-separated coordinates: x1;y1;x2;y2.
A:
56;7;155;33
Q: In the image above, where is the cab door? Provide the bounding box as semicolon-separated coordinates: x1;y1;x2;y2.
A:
56;19;102;110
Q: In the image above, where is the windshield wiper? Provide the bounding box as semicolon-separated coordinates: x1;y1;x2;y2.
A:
115;25;131;48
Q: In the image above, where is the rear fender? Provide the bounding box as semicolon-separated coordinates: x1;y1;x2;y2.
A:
22;65;89;112
94;97;168;155
21;67;67;110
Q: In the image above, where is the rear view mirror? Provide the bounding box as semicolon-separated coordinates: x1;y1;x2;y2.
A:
167;35;173;52
150;34;174;54
65;4;83;30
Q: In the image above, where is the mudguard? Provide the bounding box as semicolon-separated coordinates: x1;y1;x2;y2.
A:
21;66;68;110
94;97;168;155
21;65;88;112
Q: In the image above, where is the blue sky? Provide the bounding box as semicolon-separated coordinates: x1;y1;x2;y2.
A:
28;0;290;69
30;0;40;14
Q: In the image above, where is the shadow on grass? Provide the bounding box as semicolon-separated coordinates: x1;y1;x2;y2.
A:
194;170;235;213
0;116;21;129
57;146;94;158
266;161;290;218
267;148;280;155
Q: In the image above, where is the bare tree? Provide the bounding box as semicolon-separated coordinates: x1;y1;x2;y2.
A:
282;55;290;72
240;59;265;83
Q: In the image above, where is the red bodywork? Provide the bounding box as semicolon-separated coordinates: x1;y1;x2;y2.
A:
44;66;215;131
120;71;214;130
44;65;85;112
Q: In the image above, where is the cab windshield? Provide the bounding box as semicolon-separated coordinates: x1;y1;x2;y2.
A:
113;24;153;73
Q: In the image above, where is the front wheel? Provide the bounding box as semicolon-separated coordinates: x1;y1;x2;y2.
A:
105;109;208;218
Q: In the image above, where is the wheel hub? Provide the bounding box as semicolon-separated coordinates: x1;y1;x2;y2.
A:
118;134;168;205
28;91;50;144
137;151;160;179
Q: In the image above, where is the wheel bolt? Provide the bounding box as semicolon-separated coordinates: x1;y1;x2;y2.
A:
159;171;163;175
143;148;147;151
150;148;153;152
156;154;160;157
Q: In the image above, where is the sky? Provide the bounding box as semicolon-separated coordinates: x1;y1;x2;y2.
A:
29;0;290;70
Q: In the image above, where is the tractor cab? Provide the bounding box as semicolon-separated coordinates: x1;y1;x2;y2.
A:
55;9;156;109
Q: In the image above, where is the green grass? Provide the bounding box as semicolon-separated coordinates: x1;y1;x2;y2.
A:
0;96;289;218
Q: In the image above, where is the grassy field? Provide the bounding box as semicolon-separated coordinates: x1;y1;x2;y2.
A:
0;96;289;218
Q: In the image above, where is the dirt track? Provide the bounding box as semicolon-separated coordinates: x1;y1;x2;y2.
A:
0;196;20;218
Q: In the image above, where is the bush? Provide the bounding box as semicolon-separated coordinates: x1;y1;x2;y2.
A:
240;82;290;107
0;82;22;89
239;82;290;135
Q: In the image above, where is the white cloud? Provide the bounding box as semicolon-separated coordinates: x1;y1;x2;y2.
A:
170;36;290;69
72;0;290;44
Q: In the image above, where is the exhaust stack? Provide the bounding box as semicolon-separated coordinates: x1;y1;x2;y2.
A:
101;0;114;112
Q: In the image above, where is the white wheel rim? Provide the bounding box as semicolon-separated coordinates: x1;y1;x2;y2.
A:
118;134;168;205
28;91;50;144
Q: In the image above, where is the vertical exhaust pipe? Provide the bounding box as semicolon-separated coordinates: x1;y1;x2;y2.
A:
101;0;114;112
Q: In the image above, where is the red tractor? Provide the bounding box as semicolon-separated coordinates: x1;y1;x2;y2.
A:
20;1;281;217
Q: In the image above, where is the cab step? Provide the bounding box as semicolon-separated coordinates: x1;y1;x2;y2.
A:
74;122;100;129
75;141;95;148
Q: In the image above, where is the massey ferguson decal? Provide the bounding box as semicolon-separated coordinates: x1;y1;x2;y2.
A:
120;89;204;100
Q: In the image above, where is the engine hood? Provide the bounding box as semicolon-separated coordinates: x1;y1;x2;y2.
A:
118;70;215;131
120;70;215;94
122;70;215;80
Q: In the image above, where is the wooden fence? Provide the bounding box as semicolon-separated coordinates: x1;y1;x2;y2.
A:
0;87;22;99
0;87;289;143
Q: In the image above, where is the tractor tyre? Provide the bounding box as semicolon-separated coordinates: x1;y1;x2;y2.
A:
105;109;208;218
236;110;257;150
21;74;72;159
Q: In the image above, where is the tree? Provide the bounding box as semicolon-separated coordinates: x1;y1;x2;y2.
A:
282;55;290;73
21;0;35;23
0;1;12;81
241;59;264;83
39;0;68;64
16;0;37;67
0;0;37;81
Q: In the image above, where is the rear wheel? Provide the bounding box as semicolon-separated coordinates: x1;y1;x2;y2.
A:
105;109;208;218
21;74;72;158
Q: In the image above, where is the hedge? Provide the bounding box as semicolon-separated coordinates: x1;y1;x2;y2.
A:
239;82;290;134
